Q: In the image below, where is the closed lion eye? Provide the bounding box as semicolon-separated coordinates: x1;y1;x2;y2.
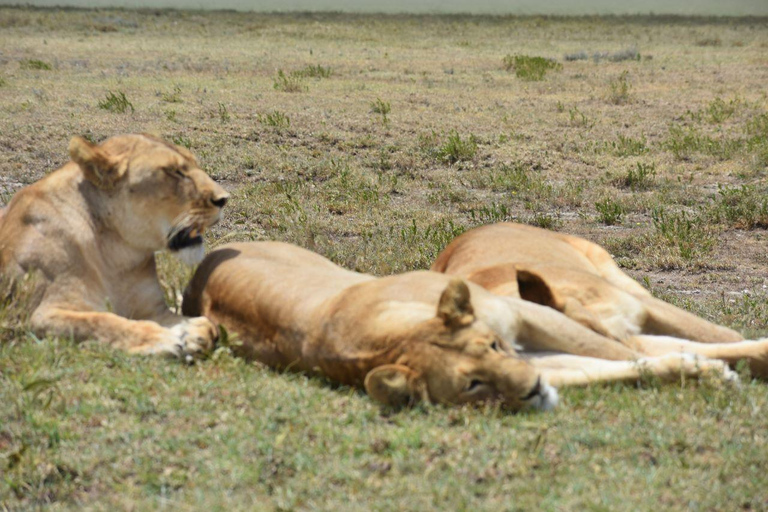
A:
165;167;187;180
466;379;485;392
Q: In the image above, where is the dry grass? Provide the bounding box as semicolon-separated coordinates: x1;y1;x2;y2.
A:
1;7;768;509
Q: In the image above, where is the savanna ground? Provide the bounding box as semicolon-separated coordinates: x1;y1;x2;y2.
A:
1;7;768;510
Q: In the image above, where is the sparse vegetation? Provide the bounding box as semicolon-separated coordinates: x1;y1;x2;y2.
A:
20;59;51;70
217;102;230;123
97;90;134;113
273;69;307;92
595;197;625;225
651;207;714;261
297;64;333;78
258;110;290;129
617;162;656;190
370;97;391;124
710;184;768;229
607;71;632;104
2;7;768;509
502;54;562;81
160;85;183;103
427;130;478;164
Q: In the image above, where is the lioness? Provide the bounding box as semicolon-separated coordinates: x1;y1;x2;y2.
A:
182;242;732;409
432;222;768;379
0;134;228;358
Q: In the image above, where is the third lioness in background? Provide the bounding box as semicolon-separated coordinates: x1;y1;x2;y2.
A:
432;222;768;380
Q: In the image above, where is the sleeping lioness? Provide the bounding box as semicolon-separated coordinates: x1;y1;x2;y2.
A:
182;242;733;409
432;222;768;379
0;134;228;358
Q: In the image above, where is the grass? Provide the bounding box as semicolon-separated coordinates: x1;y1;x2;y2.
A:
370;97;391;124
273;69;307;92
422;130;478;164
2;6;768;509
97;90;134;114
20;59;51;70
607;71;632;104
616;162;656;191
502;54;562;81
595;197;625;225
258;110;291;130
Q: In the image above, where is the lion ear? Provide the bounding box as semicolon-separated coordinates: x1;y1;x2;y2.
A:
437;278;474;329
364;364;425;407
69;136;122;190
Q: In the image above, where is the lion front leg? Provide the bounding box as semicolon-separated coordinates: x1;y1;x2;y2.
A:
31;305;217;361
528;352;738;388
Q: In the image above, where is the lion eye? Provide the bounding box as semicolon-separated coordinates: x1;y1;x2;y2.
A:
490;340;500;352
466;379;485;392
166;168;187;180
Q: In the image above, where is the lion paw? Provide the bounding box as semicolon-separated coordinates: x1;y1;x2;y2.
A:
168;317;218;363
638;353;739;385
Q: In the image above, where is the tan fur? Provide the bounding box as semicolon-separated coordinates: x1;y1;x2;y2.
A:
183;241;734;409
183;242;557;410
432;222;766;383
0;134;229;358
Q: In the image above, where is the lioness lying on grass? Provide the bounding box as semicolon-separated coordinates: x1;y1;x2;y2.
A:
432;222;768;380
182;242;734;410
0;134;228;359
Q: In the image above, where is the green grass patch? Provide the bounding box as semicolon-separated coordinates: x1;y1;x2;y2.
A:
503;54;562;81
258;110;291;129
651;207;714;261
607;71;632;105
273;69;307;92
20;59;52;70
98;90;134;114
595;197;625;225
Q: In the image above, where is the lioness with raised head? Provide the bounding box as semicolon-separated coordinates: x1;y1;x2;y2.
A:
432;222;768;379
182;242;733;409
0;134;228;358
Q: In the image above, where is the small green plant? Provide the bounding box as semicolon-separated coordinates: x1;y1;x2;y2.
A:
161;85;183;103
258;110;290;129
171;134;192;148
608;71;632;105
20;59;52;70
617;162;656;190
298;64;332;78
502;54;562;81
399;218;466;268
0;77;6;87
273;69;307;92
469;202;512;224
710;184;768;229
705;97;738;124
165;109;177;122
98;90;134;113
665;125;743;161
568;106;592;128
595;198;625;225
434;130;478;164
651;207;714;260
370;97;391;124
612;134;648;156
527;212;561;230
218;102;230;123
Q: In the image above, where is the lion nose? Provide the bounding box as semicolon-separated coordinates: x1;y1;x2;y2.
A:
210;194;229;209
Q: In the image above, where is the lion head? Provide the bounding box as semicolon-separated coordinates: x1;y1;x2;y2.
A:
69;134;229;264
364;279;558;411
